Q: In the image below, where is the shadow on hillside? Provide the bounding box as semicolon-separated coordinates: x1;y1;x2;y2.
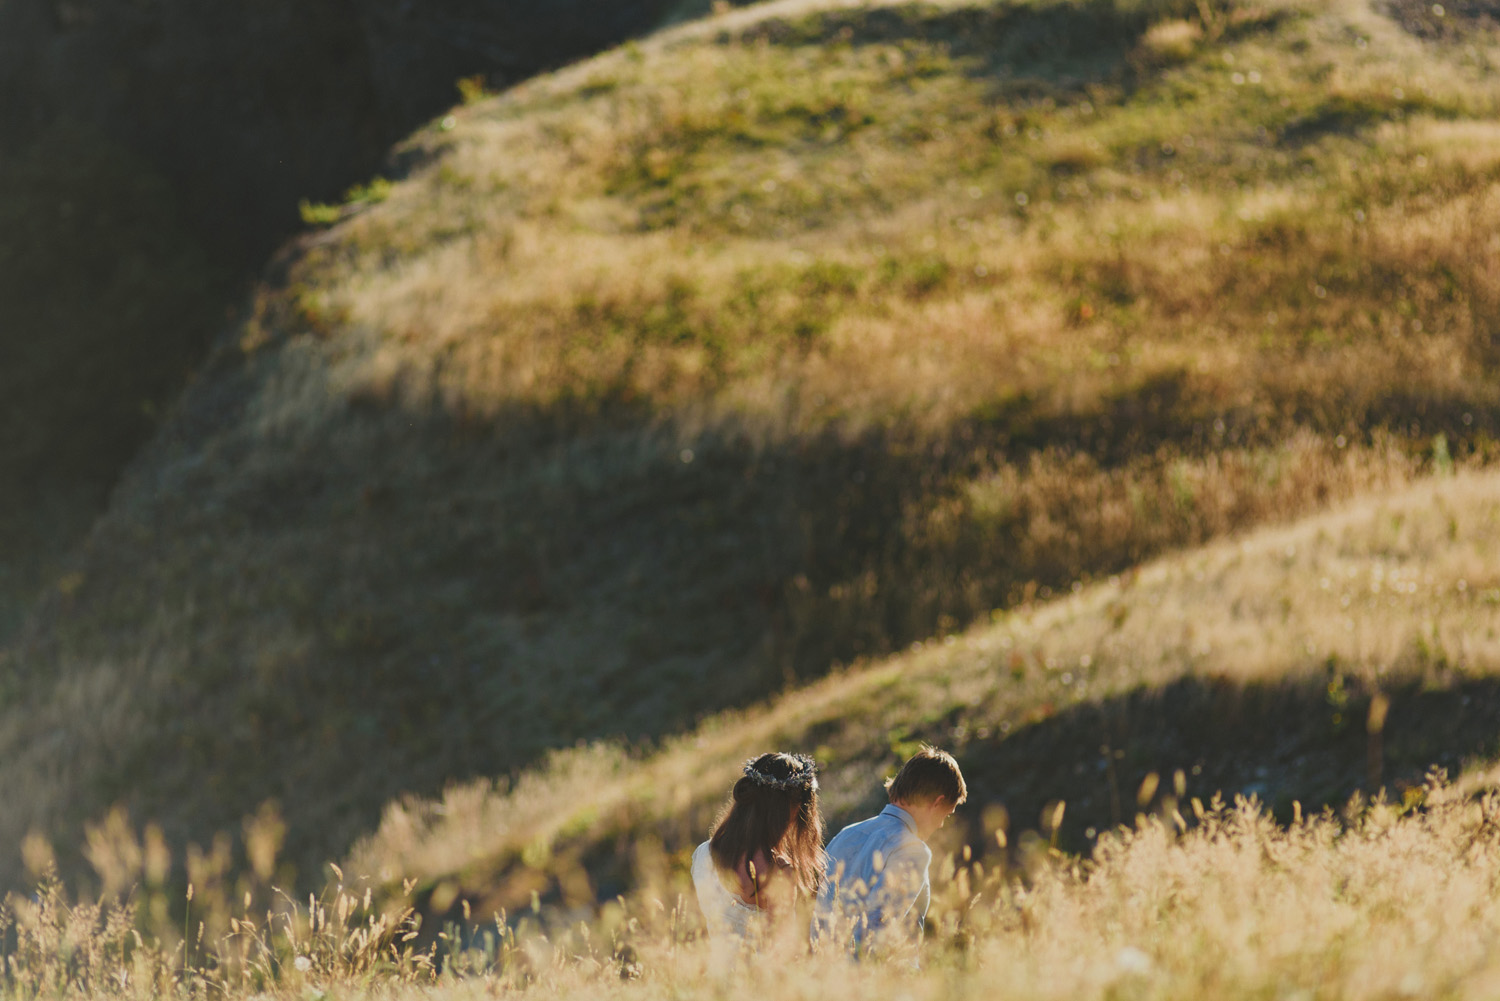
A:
417;669;1500;927
27;328;1495;895
0;0;717;657
0;0;774;646
727;0;1299;98
1382;0;1500;39
946;670;1500;860
734;0;1146;93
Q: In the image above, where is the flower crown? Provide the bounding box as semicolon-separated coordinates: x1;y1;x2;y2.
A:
743;754;819;793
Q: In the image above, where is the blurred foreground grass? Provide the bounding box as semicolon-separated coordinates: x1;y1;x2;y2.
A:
12;769;1500;1001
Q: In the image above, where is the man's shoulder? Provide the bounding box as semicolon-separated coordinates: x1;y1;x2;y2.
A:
828;808;924;856
825;814;879;856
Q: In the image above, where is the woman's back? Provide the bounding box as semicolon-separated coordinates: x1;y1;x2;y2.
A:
691;752;825;952
691;840;760;942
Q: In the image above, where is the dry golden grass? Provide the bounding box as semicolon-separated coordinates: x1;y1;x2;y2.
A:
13;770;1500;1001
408;782;1500;1001
312;0;1499;442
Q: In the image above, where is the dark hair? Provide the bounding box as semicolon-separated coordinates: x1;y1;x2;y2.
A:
886;745;968;807
709;752;825;896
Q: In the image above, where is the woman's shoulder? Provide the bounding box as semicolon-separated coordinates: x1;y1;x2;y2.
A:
692;842;735;905
739;848;792;879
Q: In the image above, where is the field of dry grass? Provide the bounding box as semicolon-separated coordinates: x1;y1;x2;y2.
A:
3;0;1500;919
371;779;1500;1000
13;754;1500;1001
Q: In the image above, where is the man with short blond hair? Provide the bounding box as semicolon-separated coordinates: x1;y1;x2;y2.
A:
813;745;967;956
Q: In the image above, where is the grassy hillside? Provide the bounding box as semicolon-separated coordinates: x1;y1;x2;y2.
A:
0;1;713;648
13;474;1500;1001
347;469;1500;916
5;0;1500;893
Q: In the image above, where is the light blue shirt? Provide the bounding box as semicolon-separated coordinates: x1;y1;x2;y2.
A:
814;804;932;953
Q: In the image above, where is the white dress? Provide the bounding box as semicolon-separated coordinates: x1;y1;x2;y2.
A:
691;841;762;946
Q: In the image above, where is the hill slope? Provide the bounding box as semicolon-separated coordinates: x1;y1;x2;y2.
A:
5;0;1500;891
0;0;742;648
347;468;1500;915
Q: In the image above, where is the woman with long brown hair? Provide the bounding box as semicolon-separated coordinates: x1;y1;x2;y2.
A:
691;752;825;947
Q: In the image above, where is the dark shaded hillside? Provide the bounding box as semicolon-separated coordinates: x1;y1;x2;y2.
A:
0;128;229;640
0;0;717;643
0;0;692;261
